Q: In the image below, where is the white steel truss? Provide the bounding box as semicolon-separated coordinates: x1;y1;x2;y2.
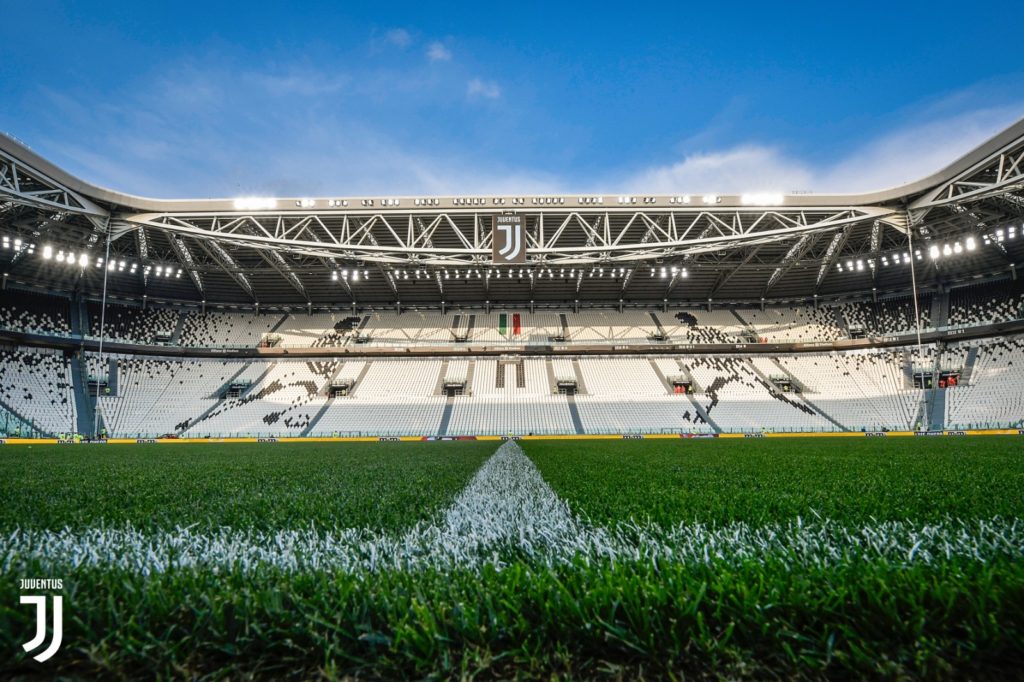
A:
117;207;895;266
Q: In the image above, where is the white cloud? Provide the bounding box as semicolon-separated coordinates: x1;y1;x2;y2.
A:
426;41;452;62
32;70;555;198
626;105;1024;195
23;58;1024;201
627;145;813;195
467;77;501;100
815;106;1023;192
384;28;411;48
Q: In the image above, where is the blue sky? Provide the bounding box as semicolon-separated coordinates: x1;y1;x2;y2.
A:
1;1;1023;198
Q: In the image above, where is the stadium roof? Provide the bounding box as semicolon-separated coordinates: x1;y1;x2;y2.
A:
2;119;1023;309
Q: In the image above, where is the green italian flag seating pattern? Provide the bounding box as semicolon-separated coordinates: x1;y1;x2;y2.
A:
498;313;522;336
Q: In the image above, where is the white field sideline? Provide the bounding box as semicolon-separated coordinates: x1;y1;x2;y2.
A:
2;442;1022;574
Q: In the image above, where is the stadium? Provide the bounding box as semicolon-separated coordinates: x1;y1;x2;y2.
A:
2;117;1023;677
1;123;1023;440
3;5;1024;673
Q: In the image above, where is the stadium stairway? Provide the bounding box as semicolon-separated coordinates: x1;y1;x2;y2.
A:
729;308;750;328
648;312;667;339
0;394;48;437
961;346;980;385
544;358;557;392
434;360;450;395
926;350;942;430
671;359;701;392
170;311;187;345
345;361;374;397
301;397;335;436
565;394;585;435
570;359;588;394
106;358;119;396
438;396;455;436
322;362;348;390
177;362;253;433
764;358;849;431
647;358;676;394
70;298;85;336
929;387;947;430
683;390;720;433
267;314;289;334
833;307;850;338
243;363;278;397
902;352;915;389
930;290;950;329
69;354;99;435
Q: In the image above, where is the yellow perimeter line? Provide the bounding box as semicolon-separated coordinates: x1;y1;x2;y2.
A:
0;429;1020;445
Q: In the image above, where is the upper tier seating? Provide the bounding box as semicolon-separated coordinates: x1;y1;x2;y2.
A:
359;310;456;346
178;311;282;347
0;292;72;335
736;306;843;342
569;311;658;343
274;312;362;347
839;296;931;336
86;302;178;344
948;280;1024;327
654;309;745;344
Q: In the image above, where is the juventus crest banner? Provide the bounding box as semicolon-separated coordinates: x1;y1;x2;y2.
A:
491;214;526;264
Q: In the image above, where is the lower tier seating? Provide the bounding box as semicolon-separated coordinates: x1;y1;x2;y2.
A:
0;348;76;435
9;336;1023;437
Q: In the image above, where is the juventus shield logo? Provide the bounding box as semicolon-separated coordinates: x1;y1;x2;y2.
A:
492;215;526;264
20;595;63;662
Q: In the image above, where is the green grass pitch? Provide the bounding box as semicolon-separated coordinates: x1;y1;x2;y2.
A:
1;437;1022;679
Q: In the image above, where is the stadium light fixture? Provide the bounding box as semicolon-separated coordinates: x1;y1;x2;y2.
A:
233;197;278;211
740;193;784;206
41;244;52;259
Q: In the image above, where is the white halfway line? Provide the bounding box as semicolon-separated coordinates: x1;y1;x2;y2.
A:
1;441;1022;574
